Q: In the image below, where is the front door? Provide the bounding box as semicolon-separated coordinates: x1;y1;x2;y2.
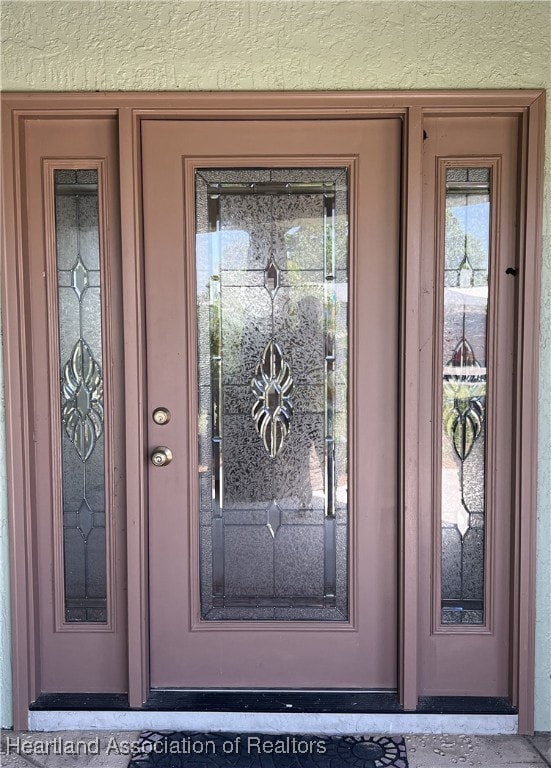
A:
142;118;401;689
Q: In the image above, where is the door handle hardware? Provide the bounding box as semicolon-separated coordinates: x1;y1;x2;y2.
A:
152;407;171;425
151;446;173;467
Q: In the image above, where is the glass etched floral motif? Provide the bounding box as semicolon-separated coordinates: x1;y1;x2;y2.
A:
61;339;103;462
55;169;107;623
251;255;294;458
196;169;348;620
441;167;490;625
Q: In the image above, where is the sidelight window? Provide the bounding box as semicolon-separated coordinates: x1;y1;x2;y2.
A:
440;167;491;626
54;169;107;623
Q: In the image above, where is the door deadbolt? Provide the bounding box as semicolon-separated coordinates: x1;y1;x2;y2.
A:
151;446;173;467
152;407;171;425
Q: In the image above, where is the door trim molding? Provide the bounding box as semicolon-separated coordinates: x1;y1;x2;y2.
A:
180;153;363;637
0;90;545;733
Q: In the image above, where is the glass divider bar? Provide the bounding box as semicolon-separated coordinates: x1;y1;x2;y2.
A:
324;188;337;603
208;190;224;600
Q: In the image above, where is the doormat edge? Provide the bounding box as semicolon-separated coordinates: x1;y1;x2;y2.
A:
128;731;408;767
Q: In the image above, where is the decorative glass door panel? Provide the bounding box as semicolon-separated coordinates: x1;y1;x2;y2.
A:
441;167;491;626
143;119;400;688
54;169;108;623
196;170;348;620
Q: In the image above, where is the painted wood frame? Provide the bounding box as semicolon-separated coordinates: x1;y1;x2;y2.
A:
0;90;545;733
419;118;522;698
5;116;129;697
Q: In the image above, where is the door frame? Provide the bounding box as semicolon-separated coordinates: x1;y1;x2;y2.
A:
0;90;545;732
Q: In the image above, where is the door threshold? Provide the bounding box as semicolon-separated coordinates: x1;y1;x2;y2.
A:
29;692;518;733
28;709;518;735
30;691;517;715
146;689;403;713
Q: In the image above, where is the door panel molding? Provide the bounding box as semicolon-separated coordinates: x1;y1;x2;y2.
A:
42;157;118;634
118;106;150;710
430;154;503;640
0;90;544;732
399;104;423;711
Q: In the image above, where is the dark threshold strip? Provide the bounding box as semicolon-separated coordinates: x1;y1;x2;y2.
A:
29;692;517;715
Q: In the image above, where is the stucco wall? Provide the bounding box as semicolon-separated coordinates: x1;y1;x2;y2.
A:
1;0;550;730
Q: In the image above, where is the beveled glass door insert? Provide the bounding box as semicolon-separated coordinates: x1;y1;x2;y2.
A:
54;169;107;623
441;167;491;626
196;169;348;621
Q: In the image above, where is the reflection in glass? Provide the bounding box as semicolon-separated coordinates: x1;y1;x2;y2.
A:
55;169;107;623
196;169;349;620
441;167;490;626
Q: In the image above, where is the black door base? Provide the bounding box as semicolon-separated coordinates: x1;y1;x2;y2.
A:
30;691;517;715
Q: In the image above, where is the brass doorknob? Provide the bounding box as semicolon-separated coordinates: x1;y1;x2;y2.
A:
151;446;173;467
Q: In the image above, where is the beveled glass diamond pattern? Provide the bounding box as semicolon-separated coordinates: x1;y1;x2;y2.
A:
76;499;94;540
266;500;282;538
71;255;89;299
264;257;280;297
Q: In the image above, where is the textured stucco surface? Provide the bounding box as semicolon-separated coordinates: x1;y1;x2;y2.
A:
0;1;549;94
0;0;550;730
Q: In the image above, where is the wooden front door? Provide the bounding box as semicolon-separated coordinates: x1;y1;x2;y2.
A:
142;118;401;689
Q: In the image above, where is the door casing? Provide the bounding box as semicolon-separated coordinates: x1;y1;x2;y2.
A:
0;90;545;733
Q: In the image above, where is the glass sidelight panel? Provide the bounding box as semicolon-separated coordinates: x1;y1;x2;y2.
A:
196;169;348;621
441;167;490;626
54;169;107;623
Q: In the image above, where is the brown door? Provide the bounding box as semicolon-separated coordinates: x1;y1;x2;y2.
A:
142;118;401;689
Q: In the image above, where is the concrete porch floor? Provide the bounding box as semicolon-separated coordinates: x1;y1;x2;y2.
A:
1;731;550;767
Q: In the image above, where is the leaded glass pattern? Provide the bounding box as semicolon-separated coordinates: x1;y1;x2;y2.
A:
441;167;490;626
196;168;348;621
54;169;107;623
